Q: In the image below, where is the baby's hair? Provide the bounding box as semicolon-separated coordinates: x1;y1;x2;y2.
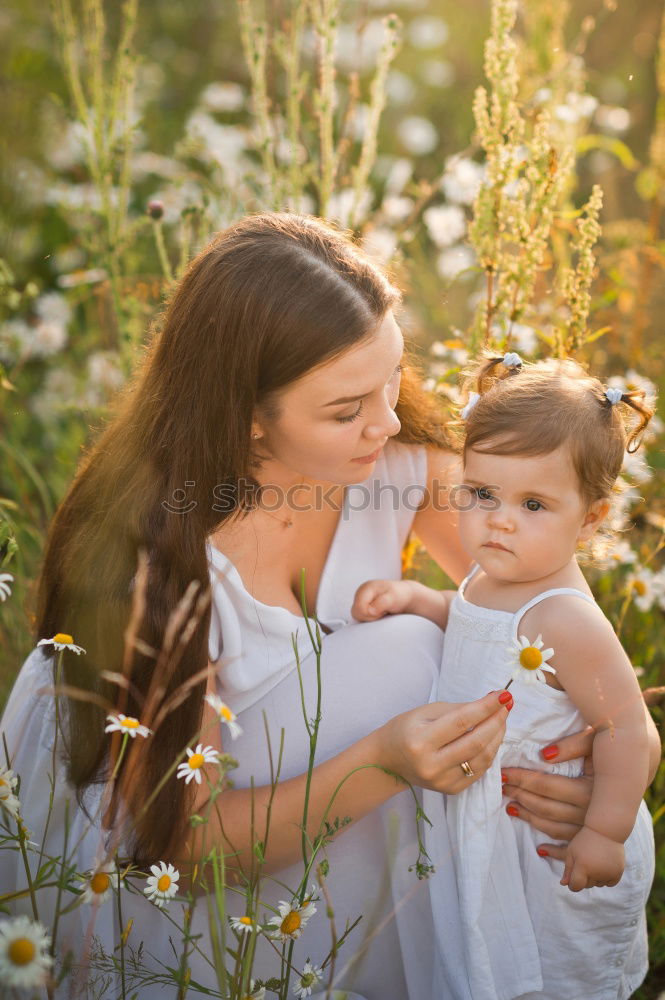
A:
459;354;654;509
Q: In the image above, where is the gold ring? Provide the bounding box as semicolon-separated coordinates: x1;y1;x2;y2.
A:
460;760;474;778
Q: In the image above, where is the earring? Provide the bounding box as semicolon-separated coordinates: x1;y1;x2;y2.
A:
252;432;260;440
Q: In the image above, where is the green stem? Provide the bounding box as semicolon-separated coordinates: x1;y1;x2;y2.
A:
49;799;69;959
152;220;174;284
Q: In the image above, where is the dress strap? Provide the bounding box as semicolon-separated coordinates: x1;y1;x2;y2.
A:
458;562;481;597
512;587;595;642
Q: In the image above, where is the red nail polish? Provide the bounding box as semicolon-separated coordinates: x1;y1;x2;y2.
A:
498;691;512;705
537;847;549;857
506;804;519;817
541;744;559;761
501;772;508;784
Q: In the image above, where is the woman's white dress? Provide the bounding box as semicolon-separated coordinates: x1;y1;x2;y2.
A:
0;441;447;1000
424;566;655;1000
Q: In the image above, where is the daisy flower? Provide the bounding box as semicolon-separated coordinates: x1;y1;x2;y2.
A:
0;915;53;989
37;632;86;654
0;767;18;800
0;767;20;820
293;959;324;998
144;861;179;908
267;898;317;941
507;634;556;686
229;914;258;935
0;572;13;602
205;693;243;739
105;714;152;739
80;862;122;905
626;568;658;613
176;744;220;785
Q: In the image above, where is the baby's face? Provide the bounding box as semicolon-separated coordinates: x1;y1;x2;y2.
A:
457;446;594;585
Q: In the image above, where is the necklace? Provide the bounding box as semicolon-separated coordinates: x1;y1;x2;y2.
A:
258;477;307;529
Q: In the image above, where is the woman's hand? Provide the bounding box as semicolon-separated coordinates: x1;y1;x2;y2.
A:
377;690;512;794
501;728;594;859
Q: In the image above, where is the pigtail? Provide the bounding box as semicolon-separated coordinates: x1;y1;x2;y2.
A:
457;351;524;422
476;351;523;394
607;389;655;454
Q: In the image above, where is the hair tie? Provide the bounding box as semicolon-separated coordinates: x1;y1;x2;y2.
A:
461;392;481;420
605;387;623;406
502;351;522;369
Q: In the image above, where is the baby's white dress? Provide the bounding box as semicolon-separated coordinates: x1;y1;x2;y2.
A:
0;441;448;1000
424;565;655;1000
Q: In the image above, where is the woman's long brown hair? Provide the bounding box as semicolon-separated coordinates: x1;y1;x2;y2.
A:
36;213;451;863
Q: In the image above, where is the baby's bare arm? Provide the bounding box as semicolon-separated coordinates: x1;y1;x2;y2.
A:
352;579;453;628
523;597;650;891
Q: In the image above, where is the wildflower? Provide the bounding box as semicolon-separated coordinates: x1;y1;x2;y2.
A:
87;351;124;395
363;227;398;265
420;59;455;88
147;199;164;220
0;916;53;989
437;246;475;281
396;116;438;156
80;862;122;905
381;195;413;223
28;321;68;358
199;81;245;113
626;568;658;613
622;450;652;484
229;914;257;935
205;693;243;739
441;156;484;205
595;105;630;134
0;767;20;820
408;15;449;49
144;862;179;908
35;292;71;329
176;744;220;785
267;898;317;941
241;982;265;1000
37;633;86;654
105;714;152;739
293;960;324;998
507;634;556;686
423;204;466;248
0;573;13;602
508;323;537;354
595;538;637;571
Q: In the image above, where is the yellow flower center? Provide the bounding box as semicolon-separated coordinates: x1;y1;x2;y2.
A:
280;910;301;935
90;872;111;895
157;874;172;893
220;705;233;722
632;580;647;596
0;778;6;788
8;937;36;966
188;753;205;770
53;632;73;644
519;647;543;671
239;916;253;926
121;717;140;729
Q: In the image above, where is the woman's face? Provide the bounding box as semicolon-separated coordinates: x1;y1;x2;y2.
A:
256;311;404;485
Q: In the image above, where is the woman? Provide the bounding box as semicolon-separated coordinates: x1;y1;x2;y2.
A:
1;214;659;999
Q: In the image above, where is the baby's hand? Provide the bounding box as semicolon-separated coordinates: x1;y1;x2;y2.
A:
352;579;414;622
560;826;624;892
